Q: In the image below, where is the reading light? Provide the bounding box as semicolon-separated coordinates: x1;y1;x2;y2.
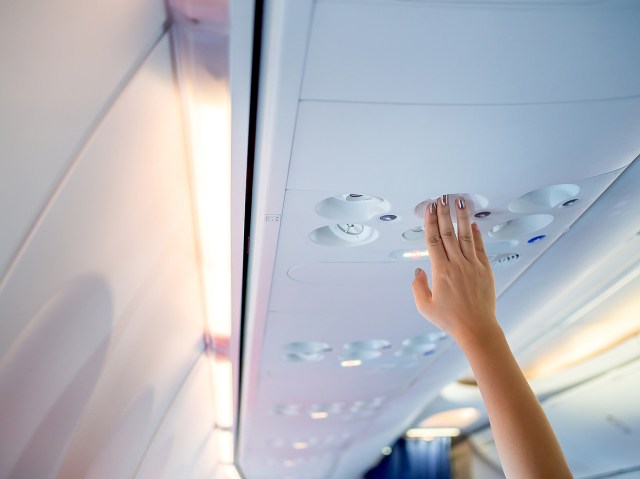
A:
402;250;429;259
406;428;460;439
340;359;362;367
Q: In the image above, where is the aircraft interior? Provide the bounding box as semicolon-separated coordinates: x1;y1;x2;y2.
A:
1;0;640;478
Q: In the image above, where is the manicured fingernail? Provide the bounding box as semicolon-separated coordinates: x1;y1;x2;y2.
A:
429;202;436;215
415;268;422;277
457;197;466;209
441;194;449;206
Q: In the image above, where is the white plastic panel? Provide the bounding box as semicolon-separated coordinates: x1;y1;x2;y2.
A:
289;100;639;194
544;359;640;478
0;36;206;476
0;36;189;360
0;0;168;279
134;359;218;479
303;1;640;104
54;234;204;479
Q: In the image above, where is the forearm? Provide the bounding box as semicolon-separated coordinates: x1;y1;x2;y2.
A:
458;324;573;479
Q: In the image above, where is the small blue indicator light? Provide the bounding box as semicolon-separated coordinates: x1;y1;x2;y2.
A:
528;235;546;244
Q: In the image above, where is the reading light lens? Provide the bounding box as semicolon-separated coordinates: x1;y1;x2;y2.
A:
406;427;460;439
341;359;362;367
402;250;429;259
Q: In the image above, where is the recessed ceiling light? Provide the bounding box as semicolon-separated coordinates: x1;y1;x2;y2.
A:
340;359;362;367
310;411;329;419
402;249;429;259
406;427;460;439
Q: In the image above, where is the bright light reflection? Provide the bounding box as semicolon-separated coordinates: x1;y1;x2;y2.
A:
525;266;640;378
212;358;234;429
310;411;329;419
293;442;309;450
419;407;481;429
192;103;232;338
216;429;234;464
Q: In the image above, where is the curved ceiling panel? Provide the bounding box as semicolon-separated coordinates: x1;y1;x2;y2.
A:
303;0;640;104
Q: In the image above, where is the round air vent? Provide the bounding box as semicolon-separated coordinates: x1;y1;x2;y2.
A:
283;342;331;362
316;194;391;222
489;214;553;239
309;224;378;247
509;184;580;213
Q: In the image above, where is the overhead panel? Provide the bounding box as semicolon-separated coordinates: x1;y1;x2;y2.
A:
241;0;640;478
303;0;640;104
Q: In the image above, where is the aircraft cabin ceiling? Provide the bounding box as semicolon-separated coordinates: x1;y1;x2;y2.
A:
1;0;640;479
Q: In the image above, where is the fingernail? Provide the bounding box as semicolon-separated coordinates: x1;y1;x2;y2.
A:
415;268;422;277
472;222;479;232
429;202;436;215
457;197;466;209
441;194;449;206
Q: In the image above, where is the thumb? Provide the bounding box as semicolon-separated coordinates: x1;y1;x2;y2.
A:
412;268;432;313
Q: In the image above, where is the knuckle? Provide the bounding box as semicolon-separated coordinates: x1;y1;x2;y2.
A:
460;234;473;244
442;229;456;239
428;234;442;245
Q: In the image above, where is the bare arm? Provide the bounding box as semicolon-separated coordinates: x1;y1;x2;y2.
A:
411;195;572;479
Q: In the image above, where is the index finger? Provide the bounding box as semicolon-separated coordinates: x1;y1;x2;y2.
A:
424;201;448;265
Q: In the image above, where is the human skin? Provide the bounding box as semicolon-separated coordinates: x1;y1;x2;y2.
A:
412;195;573;479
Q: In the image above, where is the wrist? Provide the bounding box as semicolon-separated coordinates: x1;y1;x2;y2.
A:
452;318;504;353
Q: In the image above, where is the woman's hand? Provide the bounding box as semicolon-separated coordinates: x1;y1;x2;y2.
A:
411;195;499;345
412;195;573;479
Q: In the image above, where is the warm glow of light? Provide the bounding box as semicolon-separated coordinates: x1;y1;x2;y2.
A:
217;465;242;479
191;102;232;338
340;359;362;368
212;358;234;429
216;429;234;464
419;407;481;429
310;411;329;419
293;442;309;450
524;268;640;379
406;427;460;439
